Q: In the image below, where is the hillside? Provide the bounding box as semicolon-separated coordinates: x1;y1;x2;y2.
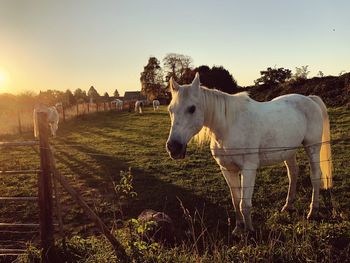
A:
243;73;350;107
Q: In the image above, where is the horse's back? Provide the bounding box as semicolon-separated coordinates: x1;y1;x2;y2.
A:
233;94;320;165
270;94;323;133
228;94;323;161
255;94;323;146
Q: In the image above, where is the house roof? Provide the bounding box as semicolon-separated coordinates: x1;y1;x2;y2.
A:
123;91;146;100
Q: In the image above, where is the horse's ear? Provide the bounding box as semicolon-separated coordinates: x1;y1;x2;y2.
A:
192;72;200;87
170;77;180;92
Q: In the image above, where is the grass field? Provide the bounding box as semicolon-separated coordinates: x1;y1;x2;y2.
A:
0;105;349;262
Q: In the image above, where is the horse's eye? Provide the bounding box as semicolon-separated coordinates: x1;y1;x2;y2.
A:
188;105;196;114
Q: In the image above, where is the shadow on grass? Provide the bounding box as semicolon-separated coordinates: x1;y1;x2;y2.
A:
53;141;233;242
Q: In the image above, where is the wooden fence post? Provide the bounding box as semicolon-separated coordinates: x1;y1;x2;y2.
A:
62;106;66;122
17;110;22;135
103;102;106;111
76;104;79;116
87;103;90;113
96;103;99;112
37;112;55;262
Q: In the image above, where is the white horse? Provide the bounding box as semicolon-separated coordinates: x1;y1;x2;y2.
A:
153;100;160;111
112;99;123;111
166;73;333;234
33;103;61;137
135;100;144;114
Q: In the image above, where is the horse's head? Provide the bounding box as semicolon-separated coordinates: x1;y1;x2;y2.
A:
166;73;204;159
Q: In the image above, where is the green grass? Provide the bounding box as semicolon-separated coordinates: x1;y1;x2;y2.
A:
1;105;350;262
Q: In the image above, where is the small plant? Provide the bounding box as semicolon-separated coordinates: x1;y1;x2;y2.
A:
111;167;138;220
126;218;160;261
18;243;41;263
114;168;137;202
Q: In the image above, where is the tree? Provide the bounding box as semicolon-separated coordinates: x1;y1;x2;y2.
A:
163;53;193;84
317;71;324;78
88;86;100;102
113;89;120;98
255;67;292;85
74;88;88;103
38;89;66;105
65;89;76;105
193;65;237;94
103;92;110;101
294;65;310;80
140;57;164;100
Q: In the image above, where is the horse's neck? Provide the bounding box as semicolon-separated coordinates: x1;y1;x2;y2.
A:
201;88;234;140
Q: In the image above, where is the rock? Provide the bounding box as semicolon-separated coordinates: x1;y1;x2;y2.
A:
137;209;175;244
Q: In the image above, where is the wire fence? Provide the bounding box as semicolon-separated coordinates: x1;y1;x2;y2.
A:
0;133;348;203
38;138;347;190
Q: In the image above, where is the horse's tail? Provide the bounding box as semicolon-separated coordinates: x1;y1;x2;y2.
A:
33;109;39;138
309;95;333;189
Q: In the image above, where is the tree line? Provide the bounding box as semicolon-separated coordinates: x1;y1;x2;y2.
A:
140;53;238;100
140;53;334;100
1;55;337;110
0;86;121;110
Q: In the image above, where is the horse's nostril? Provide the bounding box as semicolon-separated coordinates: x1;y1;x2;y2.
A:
167;140;182;153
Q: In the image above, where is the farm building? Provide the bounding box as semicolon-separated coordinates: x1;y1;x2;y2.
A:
123;91;146;101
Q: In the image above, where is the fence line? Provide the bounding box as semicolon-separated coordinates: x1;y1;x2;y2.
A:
0;101;135;136
0;111;129;261
39;138;347;193
45;137;349;163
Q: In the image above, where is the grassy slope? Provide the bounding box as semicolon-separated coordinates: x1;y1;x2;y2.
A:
1;105;350;261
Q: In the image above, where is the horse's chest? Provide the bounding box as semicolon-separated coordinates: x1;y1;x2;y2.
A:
211;149;244;171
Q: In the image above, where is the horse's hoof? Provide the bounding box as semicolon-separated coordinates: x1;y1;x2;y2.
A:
307;210;319;220
232;225;244;236
245;227;255;234
281;204;296;213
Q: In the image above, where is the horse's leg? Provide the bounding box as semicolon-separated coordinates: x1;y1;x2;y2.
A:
240;168;256;232
48;124;54;137
304;144;322;219
281;155;298;212
221;169;244;234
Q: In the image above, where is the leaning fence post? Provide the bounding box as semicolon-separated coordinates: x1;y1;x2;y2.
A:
48;154;129;261
37;112;55;262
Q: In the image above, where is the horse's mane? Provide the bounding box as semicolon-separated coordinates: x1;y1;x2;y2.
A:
195;86;251;145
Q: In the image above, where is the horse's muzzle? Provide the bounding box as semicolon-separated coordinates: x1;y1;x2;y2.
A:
166;140;186;159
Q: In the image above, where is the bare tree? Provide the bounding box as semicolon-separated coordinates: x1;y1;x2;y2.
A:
294;65;310;80
163;53;193;83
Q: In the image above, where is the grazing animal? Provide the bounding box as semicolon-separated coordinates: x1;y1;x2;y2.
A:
113;99;123;111
135;100;144;114
166;73;333;234
153;100;160;111
33;104;61;137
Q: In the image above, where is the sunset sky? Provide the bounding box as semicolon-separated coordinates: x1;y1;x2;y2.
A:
0;0;349;96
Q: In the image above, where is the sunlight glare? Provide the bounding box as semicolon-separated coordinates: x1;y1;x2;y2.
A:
0;70;8;92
